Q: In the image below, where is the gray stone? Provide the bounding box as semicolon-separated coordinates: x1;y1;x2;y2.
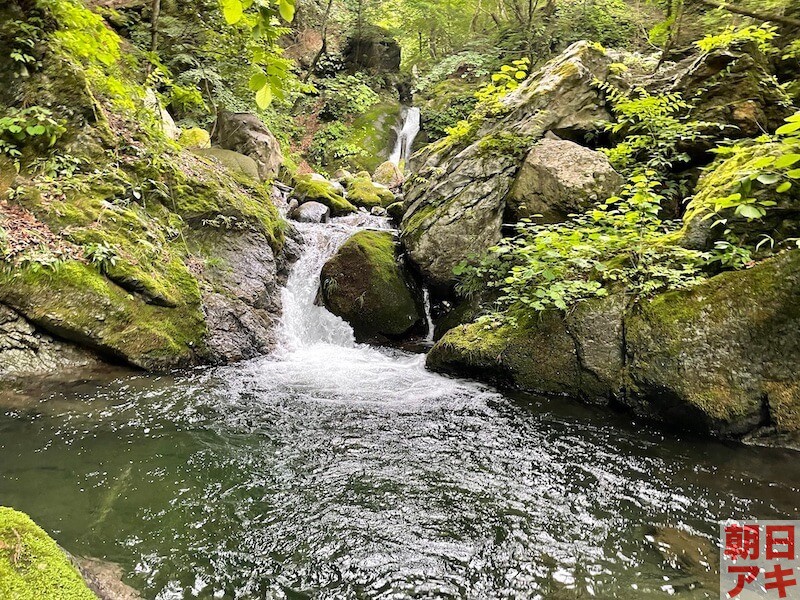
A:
213;111;283;181
192;148;260;181
290;201;330;223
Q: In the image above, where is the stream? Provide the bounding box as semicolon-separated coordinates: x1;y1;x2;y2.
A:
1;215;799;599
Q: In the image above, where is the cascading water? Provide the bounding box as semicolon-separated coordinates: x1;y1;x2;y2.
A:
389;106;421;165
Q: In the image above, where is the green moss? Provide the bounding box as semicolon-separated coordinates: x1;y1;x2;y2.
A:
320;231;421;337
0;507;95;600
346;177;395;208
292;176;357;216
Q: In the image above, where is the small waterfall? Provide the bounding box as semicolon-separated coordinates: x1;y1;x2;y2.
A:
389;107;421;165
422;287;435;344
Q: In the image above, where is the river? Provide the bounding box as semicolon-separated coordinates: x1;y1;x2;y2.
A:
1;215;798;599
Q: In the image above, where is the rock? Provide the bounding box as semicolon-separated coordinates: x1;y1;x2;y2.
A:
508;138;623;222
428;295;626;403
291;175;357;216
372;160;404;189
0;305;105;379
143;88;179;140
401;41;613;289
644;526;717;588
430;250;800;446
192;147;260;181
72;557;143;600
625;250;800;440
213;111;284;181
682;143;800;251
290;201;330;223
332;168;354;183
342;25;401;73
386;201;405;222
177;127;211;149
344;176;395;208
320;231;423;339
194;229;284;364
370;206;387;216
0;507;96;599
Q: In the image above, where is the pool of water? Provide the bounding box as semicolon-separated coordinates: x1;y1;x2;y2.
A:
1;217;798;599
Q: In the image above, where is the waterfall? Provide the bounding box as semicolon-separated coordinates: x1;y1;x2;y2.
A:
389;107;421;165
422;287;435;344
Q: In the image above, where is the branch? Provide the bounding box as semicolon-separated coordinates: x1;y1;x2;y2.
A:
691;0;800;28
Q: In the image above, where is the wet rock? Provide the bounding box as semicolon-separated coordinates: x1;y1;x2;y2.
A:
72;556;143;600
213;111;284;181
645;526;716;585
195;229;283;364
386;201;405;223
508;138;623;222
344;176;395;209
320;230;423;339
290;201;330;223
291;175;357;216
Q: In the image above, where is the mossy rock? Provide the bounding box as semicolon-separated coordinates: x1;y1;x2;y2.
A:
178;127;211;149
291;175;357;216
386;201;405;222
0;507;96;600
372;160;404;188
192;148;260;181
345;176;395;209
320;230;423;339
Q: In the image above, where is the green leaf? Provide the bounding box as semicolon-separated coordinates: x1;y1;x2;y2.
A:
255;84;272;109
776;121;800;135
221;0;243;24
736;204;764;220
776;181;792;193
248;72;268;92
756;173;781;185
279;0;295;22
775;153;800;169
788;169;800;179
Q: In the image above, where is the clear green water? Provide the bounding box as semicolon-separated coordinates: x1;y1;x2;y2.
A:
2;218;799;599
1;358;798;600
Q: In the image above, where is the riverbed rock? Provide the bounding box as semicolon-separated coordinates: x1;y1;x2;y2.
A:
372;160;404;189
0;507;96;599
0;305;105;379
291;175;357;216
386;201;406;223
508;138;624;222
344;176;395;208
401;41;613;289
429;250;800;445
72;556;144;600
290;201;330;223
320;231;423;339
213;111;284;181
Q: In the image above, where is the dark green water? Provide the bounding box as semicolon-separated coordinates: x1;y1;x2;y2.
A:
1;219;799;599
1;357;798;600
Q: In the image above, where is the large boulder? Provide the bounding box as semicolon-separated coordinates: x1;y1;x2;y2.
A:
401;41;613;289
428;250;800;447
372;160;404;189
625;250;800;441
342;25;401;73
508;138;624;222
192;148;260;181
344;176;395;209
213;111;284;181
320;231;423;339
290;201;330;223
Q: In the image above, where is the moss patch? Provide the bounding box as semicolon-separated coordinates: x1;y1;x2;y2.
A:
0;507;95;600
292;176;357;216
345;177;395;208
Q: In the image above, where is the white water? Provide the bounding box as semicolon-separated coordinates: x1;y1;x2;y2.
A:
422;286;435;343
389;106;421;165
262;214;491;406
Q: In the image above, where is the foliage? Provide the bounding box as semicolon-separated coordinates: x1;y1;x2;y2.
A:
687;111;800;222
309;122;368;165
423;94;477;140
696;24;778;54
3;16;45;77
413;51;496;93
0;107;67;170
318;73;380;120
457;174;707;314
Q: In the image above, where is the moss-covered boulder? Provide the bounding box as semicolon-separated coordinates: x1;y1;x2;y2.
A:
344;176;395;209
192;148;260;181
372;161;404;189
320;231;423;339
0;1;290;374
0;507;95;600
625;249;800;441
291;175;357;216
